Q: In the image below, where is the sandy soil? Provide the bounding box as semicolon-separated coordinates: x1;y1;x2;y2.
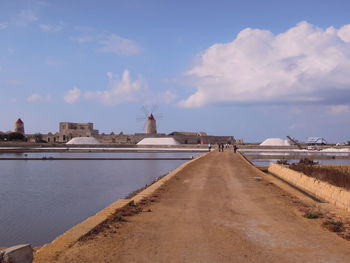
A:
36;150;350;262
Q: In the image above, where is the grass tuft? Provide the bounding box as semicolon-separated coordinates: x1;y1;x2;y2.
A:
304;211;322;219
322;220;344;232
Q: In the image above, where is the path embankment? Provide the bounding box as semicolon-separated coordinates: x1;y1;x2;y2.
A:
269;163;350;211
35;150;350;263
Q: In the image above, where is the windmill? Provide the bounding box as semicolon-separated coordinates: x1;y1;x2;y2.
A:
137;105;162;134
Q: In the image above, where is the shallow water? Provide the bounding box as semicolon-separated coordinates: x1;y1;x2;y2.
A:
0;152;200;246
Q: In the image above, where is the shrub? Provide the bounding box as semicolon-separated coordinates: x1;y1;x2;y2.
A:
303;211;322;219
277;159;289;165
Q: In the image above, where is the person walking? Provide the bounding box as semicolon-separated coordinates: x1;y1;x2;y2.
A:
208;143;212;152
233;144;238;153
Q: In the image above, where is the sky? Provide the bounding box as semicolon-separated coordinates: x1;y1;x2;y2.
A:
1;0;350;143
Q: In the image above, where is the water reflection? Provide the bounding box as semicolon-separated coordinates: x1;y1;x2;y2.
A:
0;152;200;246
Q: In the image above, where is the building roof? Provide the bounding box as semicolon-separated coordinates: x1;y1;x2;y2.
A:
16;118;23;124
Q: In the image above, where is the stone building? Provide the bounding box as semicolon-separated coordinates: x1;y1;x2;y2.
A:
14;118;25;135
97;132;167;144
58;122;99;142
168;131;235;145
26;119;235;145
38;122;99;143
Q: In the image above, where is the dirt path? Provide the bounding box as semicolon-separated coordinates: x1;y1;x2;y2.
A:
37;150;350;262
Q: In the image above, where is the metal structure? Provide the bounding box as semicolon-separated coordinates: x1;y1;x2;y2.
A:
286;136;304;149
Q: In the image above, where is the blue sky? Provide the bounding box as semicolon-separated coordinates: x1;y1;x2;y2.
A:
1;0;350;143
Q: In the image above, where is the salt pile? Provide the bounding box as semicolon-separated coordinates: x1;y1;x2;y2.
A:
321;148;350;152
260;138;291;146
66;137;101;145
137;137;180;145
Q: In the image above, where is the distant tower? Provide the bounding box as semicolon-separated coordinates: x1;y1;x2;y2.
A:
145;114;157;134
14;118;25;134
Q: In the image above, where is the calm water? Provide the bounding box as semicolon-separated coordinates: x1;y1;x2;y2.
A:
0;152;200;246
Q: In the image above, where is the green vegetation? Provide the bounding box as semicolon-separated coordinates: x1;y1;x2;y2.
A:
303;211;322;219
0;132;26;141
277;159;289;165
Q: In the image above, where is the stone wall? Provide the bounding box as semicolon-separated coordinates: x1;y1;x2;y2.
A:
268;163;350;211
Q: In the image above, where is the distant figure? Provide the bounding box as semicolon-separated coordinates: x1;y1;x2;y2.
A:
233;145;238;153
219;143;224;152
208;143;212;152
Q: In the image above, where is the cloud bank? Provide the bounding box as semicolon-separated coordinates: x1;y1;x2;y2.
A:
13;9;38;27
64;70;176;106
64;87;81;104
39;22;64;32
85;70;143;105
98;34;142;56
180;22;350;108
27;93;51;102
64;70;144;105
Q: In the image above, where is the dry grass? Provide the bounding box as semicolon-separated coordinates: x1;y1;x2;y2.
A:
290;159;350;190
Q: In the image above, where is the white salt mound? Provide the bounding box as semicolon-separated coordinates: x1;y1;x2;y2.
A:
66;137;101;145
321;147;350;152
137;137;180;145
260;138;291;146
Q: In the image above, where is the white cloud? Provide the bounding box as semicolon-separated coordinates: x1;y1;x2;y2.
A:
98;34;142;56
180;21;350;108
73;35;94;43
148;90;177;104
39;22;64;32
27;93;51;102
64;87;81;104
64;70;173;106
0;23;8;30
13;9;38;27
85;70;143;105
159;90;177;103
328;104;350;114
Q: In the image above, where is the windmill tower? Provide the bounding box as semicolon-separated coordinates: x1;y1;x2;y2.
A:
14;118;25;135
137;105;162;134
146;113;157;134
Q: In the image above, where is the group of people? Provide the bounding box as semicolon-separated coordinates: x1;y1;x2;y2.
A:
208;143;238;153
